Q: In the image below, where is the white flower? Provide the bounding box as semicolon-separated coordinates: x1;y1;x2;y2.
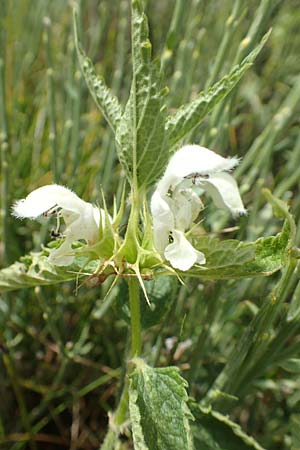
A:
12;184;101;266
164;229;206;271
151;145;246;271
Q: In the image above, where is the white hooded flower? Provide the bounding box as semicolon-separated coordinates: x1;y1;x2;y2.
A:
151;145;246;271
12;184;101;266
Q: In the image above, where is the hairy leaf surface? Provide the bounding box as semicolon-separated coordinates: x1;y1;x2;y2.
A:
0;250;98;293
74;12;122;132
184;221;290;279
116;0;169;187
129;360;194;450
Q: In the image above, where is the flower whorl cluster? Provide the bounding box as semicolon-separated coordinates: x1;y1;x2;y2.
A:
150;145;246;271
11;146;245;272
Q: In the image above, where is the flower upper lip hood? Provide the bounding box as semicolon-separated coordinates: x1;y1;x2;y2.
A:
157;145;240;193
12;184;101;266
151;145;246;271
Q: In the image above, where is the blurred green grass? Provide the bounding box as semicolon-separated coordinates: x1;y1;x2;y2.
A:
1;0;300;448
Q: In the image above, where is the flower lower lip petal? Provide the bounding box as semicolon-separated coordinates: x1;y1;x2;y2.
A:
164;230;201;271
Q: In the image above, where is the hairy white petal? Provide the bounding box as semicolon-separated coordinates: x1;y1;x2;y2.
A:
151;145;245;270
172;188;203;231
150;190;174;254
49;240;75;266
150;190;174;228
64;205;97;241
93;207;103;228
164;230;205;271
159;145;239;193
12;185;85;219
49;207;103;266
12;184;101;266
153;223;170;254
201;172;246;216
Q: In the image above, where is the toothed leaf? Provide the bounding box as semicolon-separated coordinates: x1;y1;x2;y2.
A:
115;0;169;187
185;221;290;279
129;359;194;450
74;11;122;132
0;249;98;293
166;31;271;148
184;191;294;280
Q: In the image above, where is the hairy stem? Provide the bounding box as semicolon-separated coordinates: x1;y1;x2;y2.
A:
129;277;141;357
100;277;141;449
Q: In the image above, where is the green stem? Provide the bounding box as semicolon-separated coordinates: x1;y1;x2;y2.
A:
128;277;141;357
100;183;143;447
101;277;142;450
100;277;141;449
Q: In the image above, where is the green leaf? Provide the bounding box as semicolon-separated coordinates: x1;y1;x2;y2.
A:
74;11;122;133
115;0;169;187
129;359;194;450
165;30;271;148
190;402;266;450
140;276;177;328
115;276;177;329
185;220;290;279
279;358;300;373
0;249;98;293
262;188;296;242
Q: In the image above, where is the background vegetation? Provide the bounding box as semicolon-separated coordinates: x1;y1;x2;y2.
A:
1;0;300;448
